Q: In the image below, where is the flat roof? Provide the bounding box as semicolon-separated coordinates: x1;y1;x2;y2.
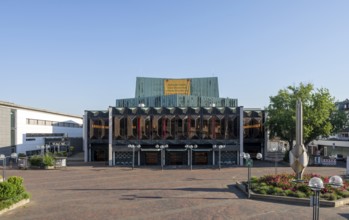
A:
0;100;82;119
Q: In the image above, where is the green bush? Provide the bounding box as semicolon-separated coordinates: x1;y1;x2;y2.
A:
271;187;285;196
294;191;307;198
250;176;258;183
43;155;55;166
0;176;31;211
7;176;25;195
55;151;67;157
258;189;267;195
0;191;30;211
322;193;338;201
18;153;26;158
338;190;349;198
285;190;294;197
69;146;75;153
0;182;17;200
29;155;43;166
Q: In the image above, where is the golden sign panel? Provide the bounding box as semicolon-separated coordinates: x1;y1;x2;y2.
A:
164;79;191;95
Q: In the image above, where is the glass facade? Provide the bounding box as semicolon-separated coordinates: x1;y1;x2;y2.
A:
85;77;265;167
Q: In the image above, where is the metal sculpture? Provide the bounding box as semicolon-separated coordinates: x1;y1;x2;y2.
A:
289;99;308;181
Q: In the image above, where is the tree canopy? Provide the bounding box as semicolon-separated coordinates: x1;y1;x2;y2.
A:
266;83;336;148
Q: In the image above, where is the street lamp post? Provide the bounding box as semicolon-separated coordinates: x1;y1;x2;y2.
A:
185;144;197;170
156;144;168;171
240;152;263;198
213;145;226;170
272;143;286;175
128;144;141;170
0;153;18;181
308;175;343;220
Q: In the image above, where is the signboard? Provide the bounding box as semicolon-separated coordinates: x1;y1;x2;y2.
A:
246;159;253;167
164;79;191;95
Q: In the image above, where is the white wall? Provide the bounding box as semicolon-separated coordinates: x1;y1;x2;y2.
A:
16;108;82;154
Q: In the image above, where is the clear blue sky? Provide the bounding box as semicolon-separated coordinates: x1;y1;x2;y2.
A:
1;1;348;116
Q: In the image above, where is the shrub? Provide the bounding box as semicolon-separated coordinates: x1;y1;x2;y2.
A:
294;191;307;198
271;187;285;196
18;153;26;158
0;182;17;200
322;193;338;200
250;176;258;183
258;189;267;195
29;155;43;166
7;176;25;195
43;154;55;166
338;190;349;198
55;151;67;157
0;191;30;211
285;190;294;197
69;146;74;153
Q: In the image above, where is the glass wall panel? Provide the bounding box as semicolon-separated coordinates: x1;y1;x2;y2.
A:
145;116;151;139
152;116;161;140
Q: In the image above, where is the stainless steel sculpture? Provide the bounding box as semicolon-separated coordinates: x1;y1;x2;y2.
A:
289;99;308;180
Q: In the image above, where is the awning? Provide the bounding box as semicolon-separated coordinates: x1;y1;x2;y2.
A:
193;149;212;152
166;149;187;152
141;149;161;152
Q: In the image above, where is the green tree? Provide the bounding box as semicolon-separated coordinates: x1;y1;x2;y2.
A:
266;83;335;149
330;109;349;134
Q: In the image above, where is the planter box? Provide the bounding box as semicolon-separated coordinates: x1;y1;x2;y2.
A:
235;181;349;207
54;157;67;168
18;157;29;169
0;199;30;215
44;166;55;170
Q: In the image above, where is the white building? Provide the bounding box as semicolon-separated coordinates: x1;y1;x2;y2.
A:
0;101;83;156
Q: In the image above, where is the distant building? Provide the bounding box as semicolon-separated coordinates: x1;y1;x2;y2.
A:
309;99;349;162
0;101;83;156
84;77;266;167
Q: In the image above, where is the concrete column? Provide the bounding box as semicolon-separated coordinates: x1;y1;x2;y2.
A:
212;150;215;165
239;106;244;166
83;112;88;162
187;150;190;166
138;150;140;166
108;107;113;166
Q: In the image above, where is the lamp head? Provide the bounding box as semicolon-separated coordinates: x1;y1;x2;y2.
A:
329;175;343;188
309;177;324;190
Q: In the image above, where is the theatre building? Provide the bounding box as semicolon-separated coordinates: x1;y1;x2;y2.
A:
83;77;266;167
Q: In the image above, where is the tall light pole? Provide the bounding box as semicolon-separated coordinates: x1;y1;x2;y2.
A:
156;144;168;171
185;144;197;170
213;144;226;170
272;142;285;175
128;144;141;170
0;153;18;181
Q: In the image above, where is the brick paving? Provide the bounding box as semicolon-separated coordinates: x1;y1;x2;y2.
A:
1;161;349;220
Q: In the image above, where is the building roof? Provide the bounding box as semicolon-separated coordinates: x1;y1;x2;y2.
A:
0;100;82;119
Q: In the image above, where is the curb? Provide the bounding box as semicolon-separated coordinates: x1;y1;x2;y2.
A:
0;199;30;215
235;182;349;207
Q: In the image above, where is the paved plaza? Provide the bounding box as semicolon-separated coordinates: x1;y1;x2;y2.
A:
2;162;349;220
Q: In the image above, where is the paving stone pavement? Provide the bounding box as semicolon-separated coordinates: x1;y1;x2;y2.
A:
2;161;349;220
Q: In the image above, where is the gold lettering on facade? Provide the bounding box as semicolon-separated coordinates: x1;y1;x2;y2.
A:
92;124;109;129
164;79;191;95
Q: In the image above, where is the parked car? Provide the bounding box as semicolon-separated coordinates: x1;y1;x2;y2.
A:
336;154;346;161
